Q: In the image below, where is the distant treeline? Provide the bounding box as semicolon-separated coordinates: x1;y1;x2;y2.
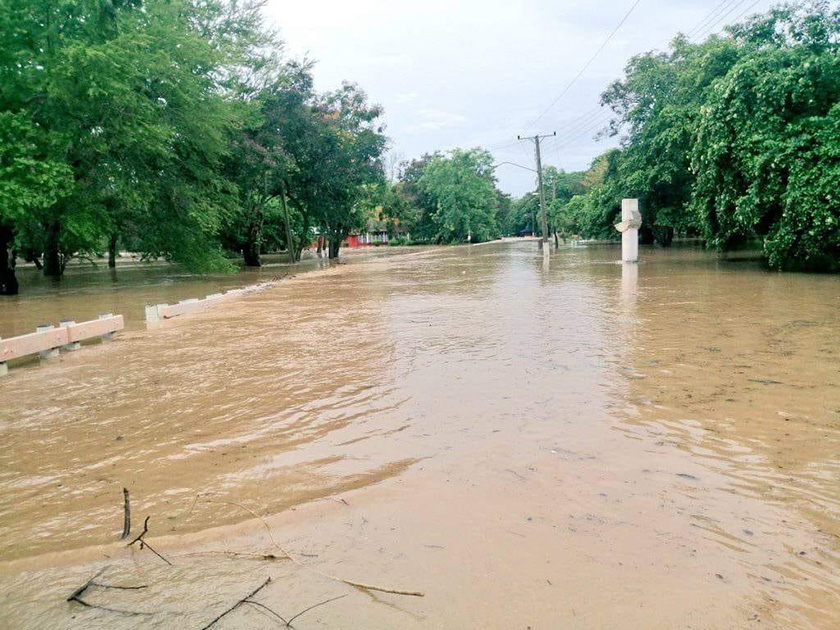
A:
1;2;836;298
0;0;387;294
514;2;838;272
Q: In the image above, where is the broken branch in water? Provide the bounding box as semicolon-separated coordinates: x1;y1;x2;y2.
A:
120;487;131;540
199;577;273;630
67;567;108;603
126;516;172;566
127;515;149;546
206;498;424;597
179;550;288;561
285;594;348;627
91;581;148;590
245;600;289;626
67;566;153;616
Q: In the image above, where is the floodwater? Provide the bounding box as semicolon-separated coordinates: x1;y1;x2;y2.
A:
0;241;838;629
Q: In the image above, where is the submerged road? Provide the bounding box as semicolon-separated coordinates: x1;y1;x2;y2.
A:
1;241;838;628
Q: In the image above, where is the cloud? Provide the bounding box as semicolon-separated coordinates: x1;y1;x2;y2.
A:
405;108;469;133
267;0;776;197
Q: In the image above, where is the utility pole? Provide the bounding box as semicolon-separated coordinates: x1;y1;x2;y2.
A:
517;132;556;247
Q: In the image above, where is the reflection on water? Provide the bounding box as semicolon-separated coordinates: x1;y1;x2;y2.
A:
0;241;838;628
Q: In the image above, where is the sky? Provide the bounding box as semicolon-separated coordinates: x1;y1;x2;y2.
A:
263;0;776;197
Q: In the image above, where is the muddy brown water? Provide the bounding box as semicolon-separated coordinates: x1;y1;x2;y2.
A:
0;241;838;629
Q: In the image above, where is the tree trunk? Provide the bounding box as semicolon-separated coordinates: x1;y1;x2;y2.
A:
0;225;19;296
23;249;42;269
316;236;323;258
653;226;674;247
43;221;62;277
639;224;655;245
328;238;341;259
108;233;118;268
243;212;263;267
279;191;295;264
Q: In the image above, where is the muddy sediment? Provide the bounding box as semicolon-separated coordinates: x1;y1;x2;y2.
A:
0;242;838;628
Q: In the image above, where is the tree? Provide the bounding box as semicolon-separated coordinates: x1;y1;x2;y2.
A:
0;112;72;293
567;1;839;269
691;3;840;270
310;83;387;258
0;0;269;279
418;148;501;243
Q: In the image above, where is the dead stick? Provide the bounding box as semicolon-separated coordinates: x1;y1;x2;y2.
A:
67;567;108;602
208;499;424;597
120;488;131;540
204;499;288;557
69;598;154;616
199;577;272;630
244;600;289;625
91;582;148;590
140;540;173;566
127;516;172;565
286;594;347;627
127;516;150;547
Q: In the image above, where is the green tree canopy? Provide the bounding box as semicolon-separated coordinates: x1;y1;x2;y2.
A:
418;148;501;244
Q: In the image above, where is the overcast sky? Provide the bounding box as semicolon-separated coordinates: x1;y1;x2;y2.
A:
264;0;776;197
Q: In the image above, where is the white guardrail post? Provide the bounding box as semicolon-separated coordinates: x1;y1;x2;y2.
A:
60;320;82;351
35;324;60;360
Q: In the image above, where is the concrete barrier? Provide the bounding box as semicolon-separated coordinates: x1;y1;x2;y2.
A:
145;282;275;324
0;314;124;376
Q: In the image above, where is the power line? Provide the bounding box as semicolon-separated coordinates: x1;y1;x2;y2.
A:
553;110;612;145
728;0;766;28
685;0;734;39
489;104;607;153
553;112;615;151
693;0;751;41
527;0;644;130
551;106;605;139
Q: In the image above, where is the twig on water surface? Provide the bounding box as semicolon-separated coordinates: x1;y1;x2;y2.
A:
67;566;152;616
245;599;289;625
67;567;108;602
120;487;131;540
91;582;148;590
285;594;348;627
179;550;287;561
126;515;150;546
185;493;201;520
127;516;172;566
203;498;290;558
199;577;274;629
206;497;425;597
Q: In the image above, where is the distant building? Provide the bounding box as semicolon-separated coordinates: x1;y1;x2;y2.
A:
342;207;408;247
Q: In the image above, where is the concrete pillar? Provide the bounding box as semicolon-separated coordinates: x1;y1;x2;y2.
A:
0;361;7;377
60;320;82;351
36;324;60;360
616;199;641;263
622;199;639;262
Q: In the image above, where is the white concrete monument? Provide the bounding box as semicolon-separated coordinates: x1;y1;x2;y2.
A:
615;198;641;262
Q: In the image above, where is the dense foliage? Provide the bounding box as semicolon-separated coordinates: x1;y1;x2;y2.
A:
0;0;387;293
373;148;507;245
552;2;839;271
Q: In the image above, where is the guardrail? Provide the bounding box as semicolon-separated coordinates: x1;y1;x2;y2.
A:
0;314;124;376
145;282;275;324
